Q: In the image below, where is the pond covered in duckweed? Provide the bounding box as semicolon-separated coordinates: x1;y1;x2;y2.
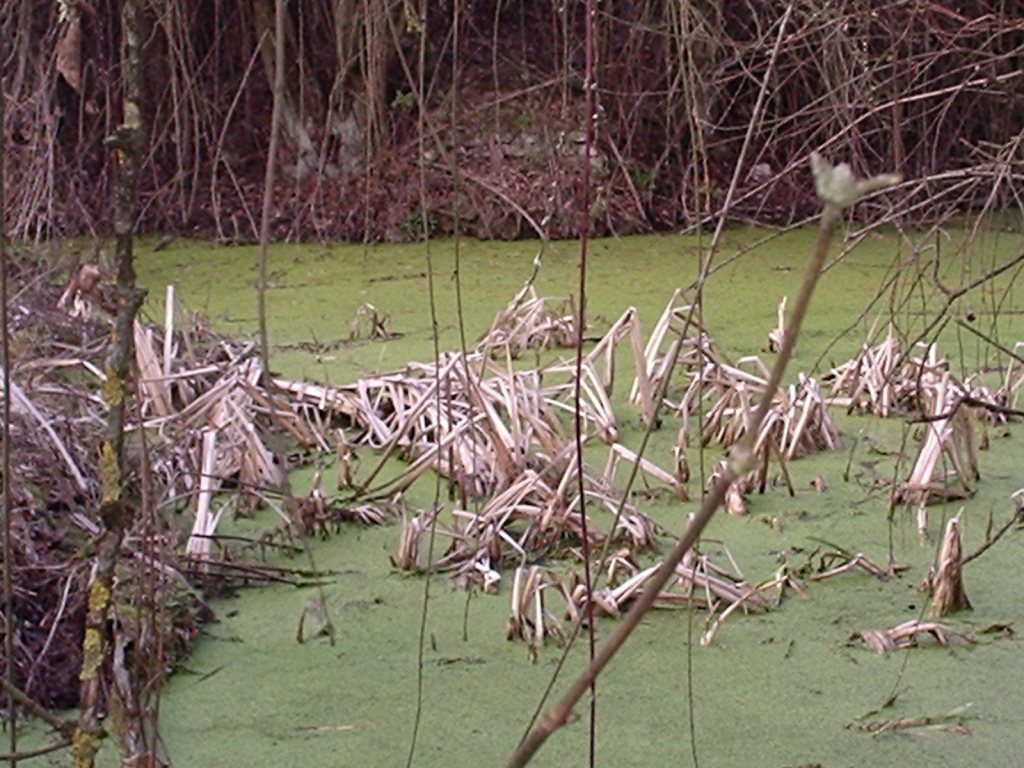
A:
98;225;1024;766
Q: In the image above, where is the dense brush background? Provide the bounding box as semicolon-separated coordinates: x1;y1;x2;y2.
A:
4;1;1022;241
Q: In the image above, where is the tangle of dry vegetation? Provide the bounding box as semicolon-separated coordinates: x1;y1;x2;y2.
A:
0;260;375;728
0;266;207;718
1;1;1021;241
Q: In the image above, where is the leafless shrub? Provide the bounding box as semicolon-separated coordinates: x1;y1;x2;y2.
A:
3;3;1021;239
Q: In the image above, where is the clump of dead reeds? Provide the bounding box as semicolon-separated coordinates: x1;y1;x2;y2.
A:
349;303;396;340
476;284;576;357
825;331;1022;533
558;538;768;647
890;362;980;531
683;358;839;515
825;326;904;416
507;566;565;657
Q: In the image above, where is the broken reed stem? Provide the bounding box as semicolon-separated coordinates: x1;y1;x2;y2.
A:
929;516;970;617
506;202;844;768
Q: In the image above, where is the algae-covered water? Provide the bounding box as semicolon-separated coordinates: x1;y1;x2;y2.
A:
86;226;1024;766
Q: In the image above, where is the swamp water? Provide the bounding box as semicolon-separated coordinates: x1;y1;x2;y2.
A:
82;227;1024;765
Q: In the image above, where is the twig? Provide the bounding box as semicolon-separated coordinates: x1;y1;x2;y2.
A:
574;2;599;763
1;372;89;491
0;738;73;761
963;506;1024;566
405;3;447;765
24;572;76;691
0;676;75;736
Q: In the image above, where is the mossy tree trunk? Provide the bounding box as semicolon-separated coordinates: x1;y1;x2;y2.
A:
72;0;147;765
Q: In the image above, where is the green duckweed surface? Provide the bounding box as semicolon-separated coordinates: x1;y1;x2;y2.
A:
88;226;1024;766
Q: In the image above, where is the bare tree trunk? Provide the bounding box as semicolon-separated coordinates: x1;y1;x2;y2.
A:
257;0;286;376
328;0;365;172
72;0;147;764
328;0;389;174
252;0;318;179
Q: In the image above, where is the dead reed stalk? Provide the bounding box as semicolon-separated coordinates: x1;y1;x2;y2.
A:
928;516;971;618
